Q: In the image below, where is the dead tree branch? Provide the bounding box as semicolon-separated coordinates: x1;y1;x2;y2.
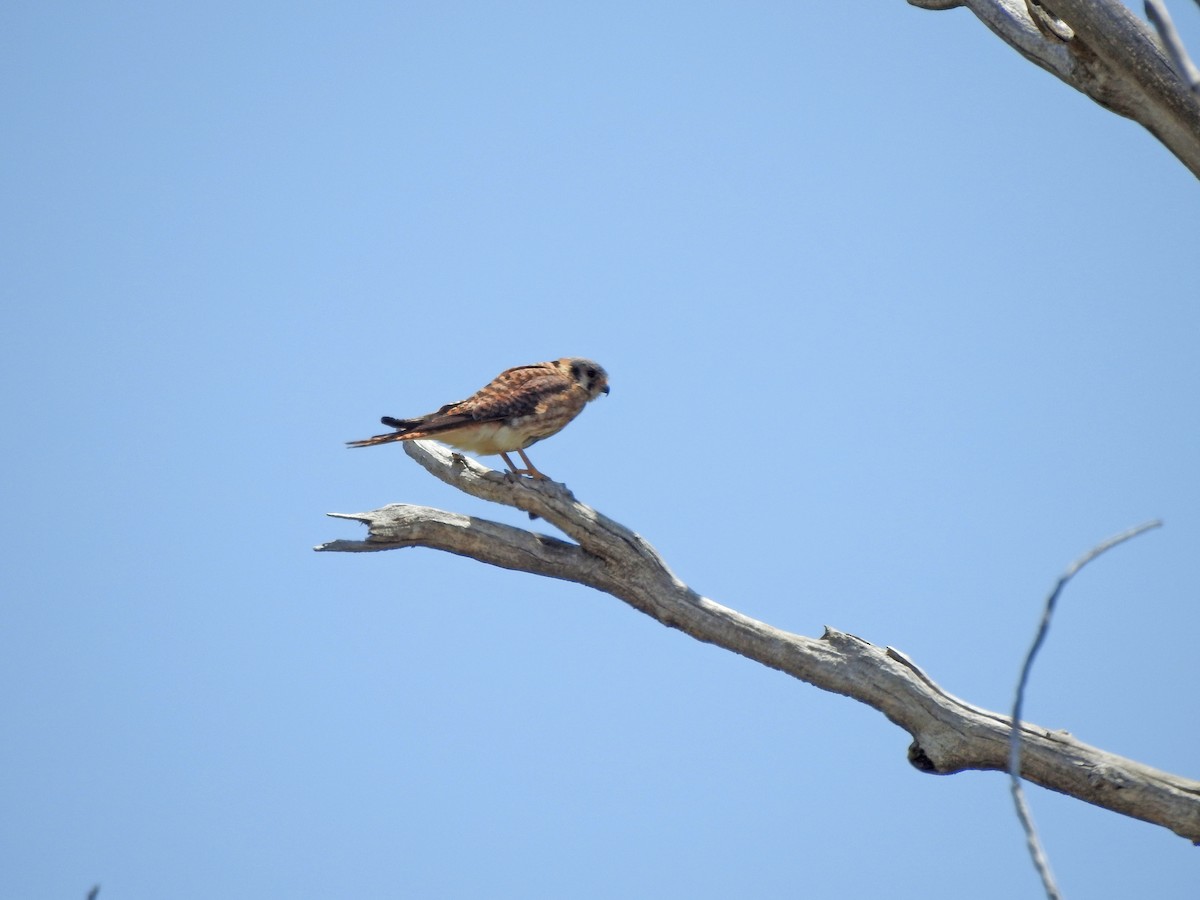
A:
1146;0;1200;94
907;0;1200;177
317;440;1200;842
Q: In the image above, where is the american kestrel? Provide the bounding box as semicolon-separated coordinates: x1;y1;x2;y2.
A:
347;358;610;480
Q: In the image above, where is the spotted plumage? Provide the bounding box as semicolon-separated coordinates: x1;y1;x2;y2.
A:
347;358;609;479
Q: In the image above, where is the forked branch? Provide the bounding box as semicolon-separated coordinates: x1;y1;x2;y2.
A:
317;440;1200;842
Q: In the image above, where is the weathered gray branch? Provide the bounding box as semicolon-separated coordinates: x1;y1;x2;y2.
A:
907;0;1200;177
317;440;1200;842
1146;0;1200;94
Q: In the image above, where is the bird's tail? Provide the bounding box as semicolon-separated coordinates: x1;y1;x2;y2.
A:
346;416;422;449
346;431;407;448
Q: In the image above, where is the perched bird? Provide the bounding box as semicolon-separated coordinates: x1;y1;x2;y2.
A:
347;357;609;480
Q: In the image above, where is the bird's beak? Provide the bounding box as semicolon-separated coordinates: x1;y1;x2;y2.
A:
602;385;610;396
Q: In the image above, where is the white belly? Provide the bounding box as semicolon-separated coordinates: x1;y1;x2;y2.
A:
434;422;536;455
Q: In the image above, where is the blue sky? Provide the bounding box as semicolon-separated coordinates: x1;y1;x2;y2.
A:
3;3;1199;898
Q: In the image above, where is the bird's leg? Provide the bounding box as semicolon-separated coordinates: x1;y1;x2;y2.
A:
497;449;548;480
515;448;549;480
499;448;542;480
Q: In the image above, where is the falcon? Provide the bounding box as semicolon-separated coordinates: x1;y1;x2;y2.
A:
347;357;610;480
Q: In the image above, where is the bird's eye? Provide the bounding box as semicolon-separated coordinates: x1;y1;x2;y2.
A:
586;367;597;379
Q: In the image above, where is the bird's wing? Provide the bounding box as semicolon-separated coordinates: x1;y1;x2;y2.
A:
382;365;570;435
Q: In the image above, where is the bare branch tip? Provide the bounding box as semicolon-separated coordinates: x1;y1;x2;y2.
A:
326;511;370;522
1067;518;1163;575
907;0;964;9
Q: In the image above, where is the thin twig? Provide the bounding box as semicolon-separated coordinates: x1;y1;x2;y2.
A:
1009;520;1163;900
1146;0;1200;92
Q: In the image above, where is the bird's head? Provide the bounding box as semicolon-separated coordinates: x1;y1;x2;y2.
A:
562;358;610;400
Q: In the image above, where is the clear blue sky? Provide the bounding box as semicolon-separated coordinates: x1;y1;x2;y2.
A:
3;3;1198;898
